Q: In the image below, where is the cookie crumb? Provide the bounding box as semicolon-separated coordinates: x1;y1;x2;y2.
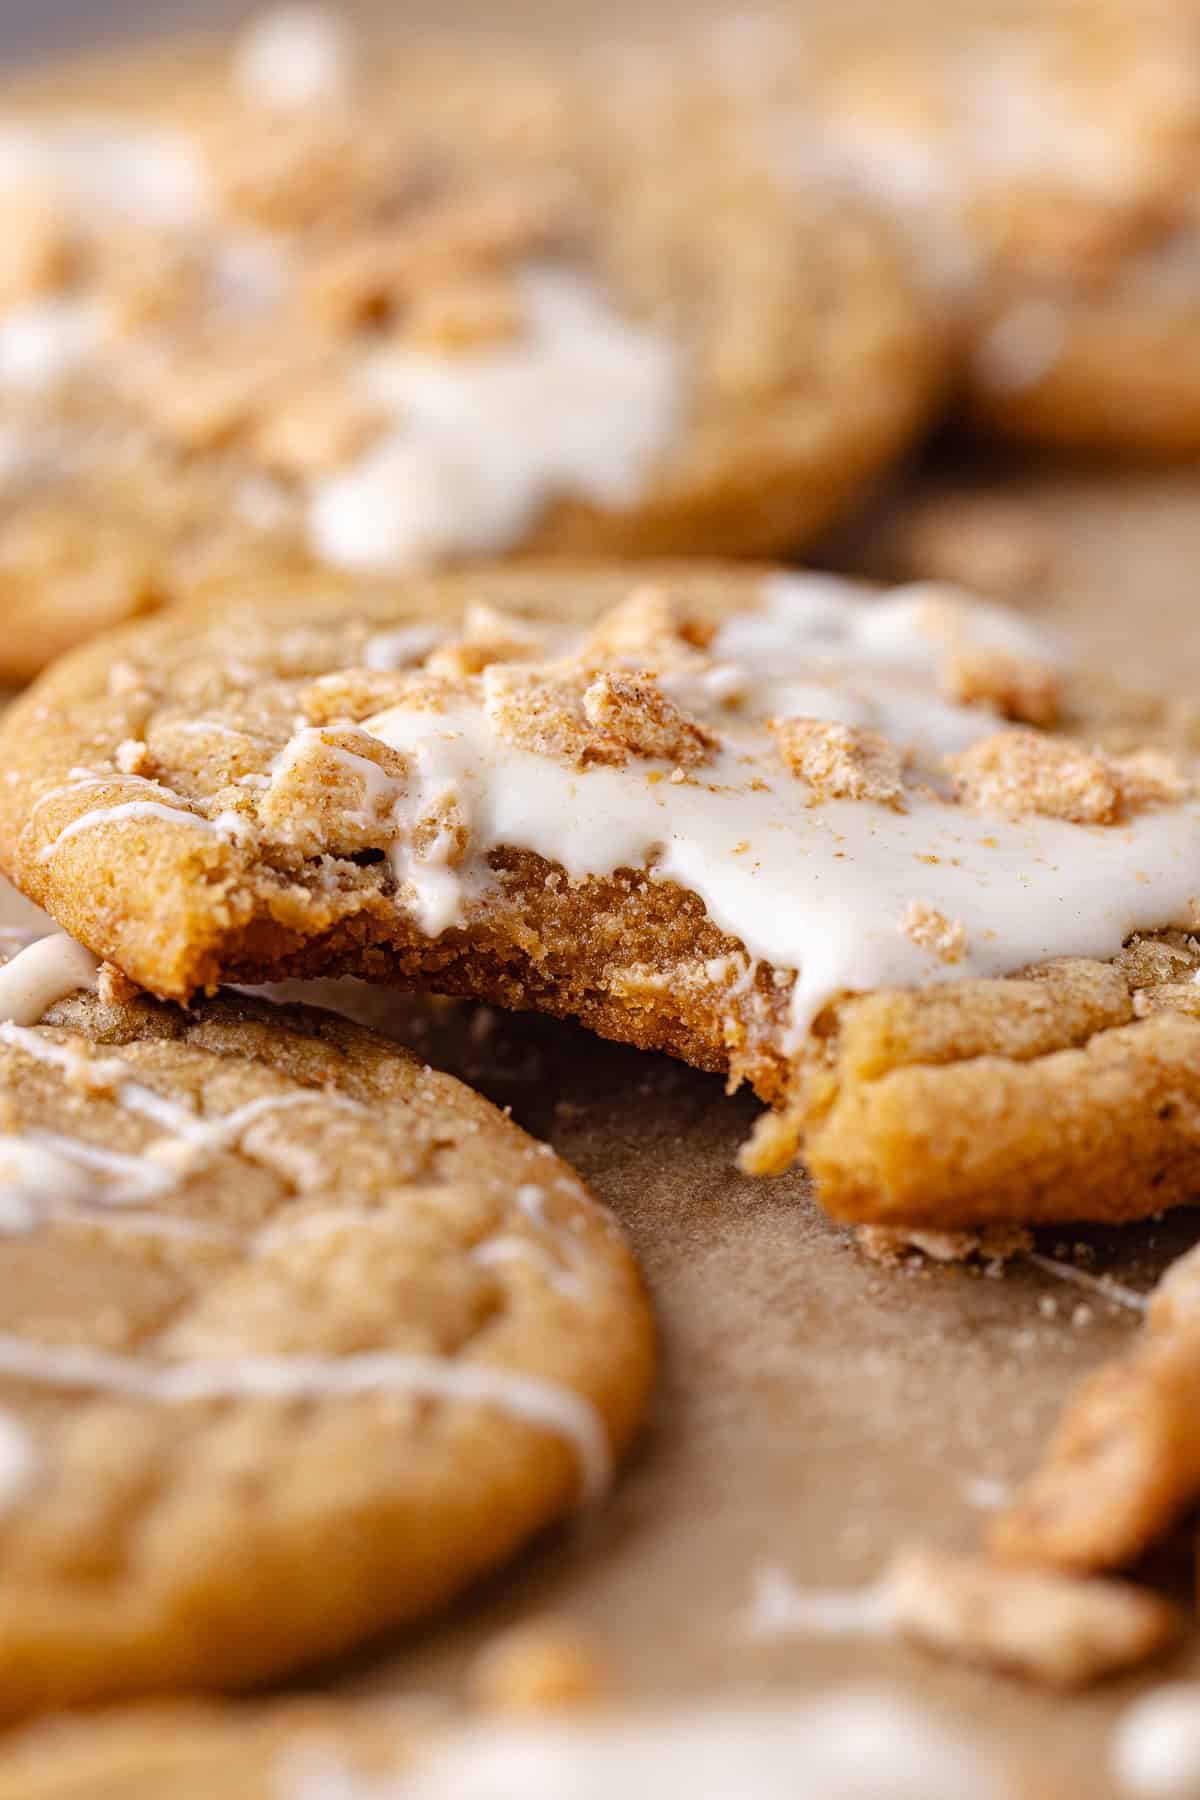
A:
856;1225;1032;1266
884;1545;1180;1688
900;901;968;964
469;1619;611;1714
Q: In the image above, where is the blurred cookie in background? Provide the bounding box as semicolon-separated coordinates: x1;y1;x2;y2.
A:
0;6;940;684
705;0;1200;457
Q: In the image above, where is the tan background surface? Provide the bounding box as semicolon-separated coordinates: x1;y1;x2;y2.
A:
5;2;1200;1792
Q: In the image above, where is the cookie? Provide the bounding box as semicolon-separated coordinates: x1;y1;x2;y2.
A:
707;0;1200;455
4;561;1200;1234
0;10;938;685
0;930;651;1715
0;1690;1038;1800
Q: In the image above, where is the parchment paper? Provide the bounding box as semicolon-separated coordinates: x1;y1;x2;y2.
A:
4;0;1200;1783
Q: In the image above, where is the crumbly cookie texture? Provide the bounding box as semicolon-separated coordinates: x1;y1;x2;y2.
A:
0;11;938;684
702;0;1200;455
3;561;1200;1231
0;938;651;1716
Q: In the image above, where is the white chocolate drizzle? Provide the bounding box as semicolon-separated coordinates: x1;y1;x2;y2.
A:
739;1562;895;1642
356;574;1200;1045
308;266;683;573
0;1408;38;1511
37;798;250;861
0;1333;610;1504
0;935;614;1505
0;932;97;1025
282;1693;1004;1800
1113;1683;1200;1799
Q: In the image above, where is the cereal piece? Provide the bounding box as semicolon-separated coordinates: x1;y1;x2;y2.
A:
250;384;383;479
943;645;1063;730
581;585;717;665
900;902;967;965
301;185;562;332
948;730;1184;825
402;273;524;350
469;1619;611;1713
770;717;905;807
257;723;408;856
300;668;438;725
884;1545;1180;1688
581;671;716;767
990;1317;1200;1573
483;666;622;767
426;606;545;679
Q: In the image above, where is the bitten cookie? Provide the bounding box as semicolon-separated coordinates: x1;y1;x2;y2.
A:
705;0;1200;455
3;561;1199;1232
0;7;938;683
0;932;652;1716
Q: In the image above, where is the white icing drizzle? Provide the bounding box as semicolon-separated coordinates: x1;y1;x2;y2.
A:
0;1408;38;1511
308;266;682;573
283;1694;1003;1800
0;1333;610;1504
739;1562;895;1642
0;932;97;1025
0;937;612;1504
233;6;355;108
961;1475;1011;1512
1026;1252;1149;1316
37;798;250;861
358;574;1200;1044
363;624;446;672
0;298;104;391
1113;1683;1200;1799
0;117;209;229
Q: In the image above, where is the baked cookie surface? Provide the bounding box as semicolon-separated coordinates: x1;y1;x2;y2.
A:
0;9;938;684
3;561;1199;1233
0;933;651;1715
709;0;1200;455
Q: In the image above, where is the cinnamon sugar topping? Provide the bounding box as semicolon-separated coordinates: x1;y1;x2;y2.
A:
770;717;905;806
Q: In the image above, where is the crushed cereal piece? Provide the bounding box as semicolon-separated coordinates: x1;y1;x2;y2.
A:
990;1289;1200;1572
884;1545;1180;1688
581;671;716;767
582;585;716;665
770;717;905;807
948;730;1187;825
